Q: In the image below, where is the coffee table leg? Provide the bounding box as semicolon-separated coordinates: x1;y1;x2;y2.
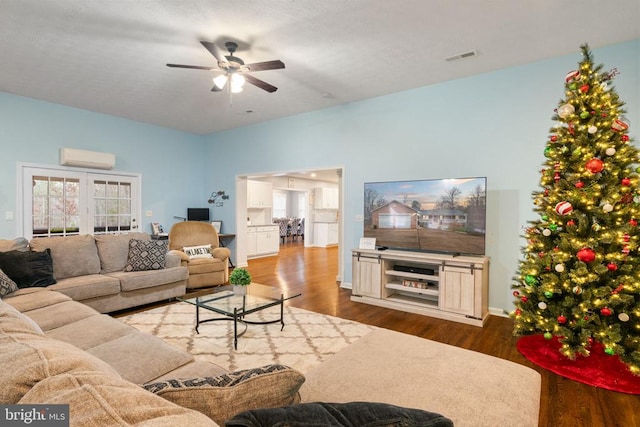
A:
233;307;238;350
195;304;200;334
280;295;285;331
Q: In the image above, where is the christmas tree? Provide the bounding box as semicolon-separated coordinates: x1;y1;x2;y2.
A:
511;44;639;375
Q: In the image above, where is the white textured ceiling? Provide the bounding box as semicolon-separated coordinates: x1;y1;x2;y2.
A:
0;0;638;135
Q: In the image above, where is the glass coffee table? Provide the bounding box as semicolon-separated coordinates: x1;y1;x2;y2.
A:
177;283;301;349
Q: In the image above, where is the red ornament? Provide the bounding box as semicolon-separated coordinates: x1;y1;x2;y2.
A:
621;177;631;186
623;234;631;242
623;245;630;255
554;172;561;182
607;263;618;271
600;307;613;317
550;135;558;142
630;219;638;227
512;290;520;297
565;70;580;82
585;158;604;174
557;315;567;324
575;181;585;188
567;219;576;227
612;119;629;132
622;135;629;142
579;84;590;93
576;248;596;263
555;201;573;215
515;308;522;316
521;296;528;303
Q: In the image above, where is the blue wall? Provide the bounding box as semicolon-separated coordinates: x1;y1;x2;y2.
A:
0;39;637;313
204;40;639;313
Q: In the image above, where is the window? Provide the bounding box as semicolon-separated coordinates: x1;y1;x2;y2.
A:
273;191;287;218
20;165;141;239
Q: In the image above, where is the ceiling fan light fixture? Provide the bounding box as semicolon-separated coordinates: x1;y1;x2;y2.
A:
213;73;227;89
230;73;245;93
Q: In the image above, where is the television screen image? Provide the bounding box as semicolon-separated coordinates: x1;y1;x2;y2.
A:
364;177;486;255
187;208;210;222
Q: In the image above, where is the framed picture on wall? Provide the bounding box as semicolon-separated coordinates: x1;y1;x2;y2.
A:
151;222;161;235
211;221;222;233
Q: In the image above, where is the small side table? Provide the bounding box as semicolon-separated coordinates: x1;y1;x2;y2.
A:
218;233;236;268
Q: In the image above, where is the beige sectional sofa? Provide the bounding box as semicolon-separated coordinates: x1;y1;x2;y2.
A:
1;290;306;426
0;233;188;313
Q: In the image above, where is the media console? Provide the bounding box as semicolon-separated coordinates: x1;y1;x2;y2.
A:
351;248;490;327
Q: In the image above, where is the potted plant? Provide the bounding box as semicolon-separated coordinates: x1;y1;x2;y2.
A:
229;268;252;295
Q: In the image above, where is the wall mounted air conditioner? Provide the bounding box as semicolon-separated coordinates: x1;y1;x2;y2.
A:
60;148;115;170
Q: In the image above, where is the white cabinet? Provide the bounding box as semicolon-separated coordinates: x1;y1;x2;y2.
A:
314;222;338;247
247;180;273;208
247;225;279;258
351;249;489;327
314;187;339;209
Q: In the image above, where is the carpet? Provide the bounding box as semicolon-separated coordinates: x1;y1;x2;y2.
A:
517;334;640;394
119;302;376;373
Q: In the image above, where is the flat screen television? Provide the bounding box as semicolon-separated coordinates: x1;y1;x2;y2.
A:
187;208;210;222
363;177;487;255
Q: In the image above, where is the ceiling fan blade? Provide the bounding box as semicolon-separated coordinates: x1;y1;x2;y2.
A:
166;63;216;70
211;85;223;92
200;41;229;67
244;60;285;72
245;74;278;93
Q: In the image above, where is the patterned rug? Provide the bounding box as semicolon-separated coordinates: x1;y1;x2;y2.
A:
118;302;376;373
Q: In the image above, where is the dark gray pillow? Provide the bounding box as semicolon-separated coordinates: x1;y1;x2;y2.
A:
0;249;56;288
225;401;454;427
123;239;167;272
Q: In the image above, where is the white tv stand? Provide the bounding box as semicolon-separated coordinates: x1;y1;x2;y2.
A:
351;249;489;327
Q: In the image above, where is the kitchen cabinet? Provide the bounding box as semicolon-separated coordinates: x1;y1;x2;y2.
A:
247;225;279;258
314;187;339;209
314;222;338;247
248;180;273;208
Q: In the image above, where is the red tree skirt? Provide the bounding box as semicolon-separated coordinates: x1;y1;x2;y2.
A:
517;334;640;394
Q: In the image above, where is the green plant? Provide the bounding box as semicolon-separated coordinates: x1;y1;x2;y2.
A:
229;268;252;286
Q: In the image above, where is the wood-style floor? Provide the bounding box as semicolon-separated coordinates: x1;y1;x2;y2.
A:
246;241;639;427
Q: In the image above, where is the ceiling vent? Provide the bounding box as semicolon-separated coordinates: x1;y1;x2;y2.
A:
445;50;479;62
60;148;115;170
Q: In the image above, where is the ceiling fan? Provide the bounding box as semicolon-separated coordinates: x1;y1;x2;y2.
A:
167;41;285;93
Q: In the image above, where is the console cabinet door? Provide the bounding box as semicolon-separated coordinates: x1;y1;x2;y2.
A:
352;255;382;298
440;266;475;316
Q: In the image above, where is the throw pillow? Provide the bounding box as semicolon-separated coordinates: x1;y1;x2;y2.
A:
123;239;167;272
225;402;454;427
0;249;56;288
143;364;305;426
183;244;213;259
0;268;19;297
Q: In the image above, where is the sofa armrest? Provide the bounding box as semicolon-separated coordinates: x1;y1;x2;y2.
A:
165;250;184;268
169;249;189;263
212;247;231;261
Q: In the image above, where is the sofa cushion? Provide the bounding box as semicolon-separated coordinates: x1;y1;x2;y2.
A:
47;274;121;301
19;370;217;426
143;364;305;426
46;314;137;350
0;249;57;288
2;289;72;312
0;268;19;297
21;300;100;331
106;267;189;292
30;235;101;280
0;326;120;404
0;237;29;252
124;239;168;272
226;402;454;427
0;299;43;335
94;232;150;273
87;332;194;384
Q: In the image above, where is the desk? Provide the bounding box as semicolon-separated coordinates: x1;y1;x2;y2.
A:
218;233;236;268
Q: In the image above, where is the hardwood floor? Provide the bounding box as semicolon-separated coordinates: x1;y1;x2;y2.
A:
246;241;639;427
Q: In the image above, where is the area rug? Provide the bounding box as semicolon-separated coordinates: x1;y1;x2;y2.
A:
119;302;376;373
517;334;640;394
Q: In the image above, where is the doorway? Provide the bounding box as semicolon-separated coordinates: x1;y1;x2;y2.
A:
235;167;344;283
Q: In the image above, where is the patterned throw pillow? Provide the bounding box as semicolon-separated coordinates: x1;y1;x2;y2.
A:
0;268;19;297
182;244;213;259
142;364;305;426
123;239;167;272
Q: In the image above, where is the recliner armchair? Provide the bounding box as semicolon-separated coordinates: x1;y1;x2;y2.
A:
168;221;231;289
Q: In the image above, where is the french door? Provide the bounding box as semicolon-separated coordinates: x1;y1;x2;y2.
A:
20;165;141;239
